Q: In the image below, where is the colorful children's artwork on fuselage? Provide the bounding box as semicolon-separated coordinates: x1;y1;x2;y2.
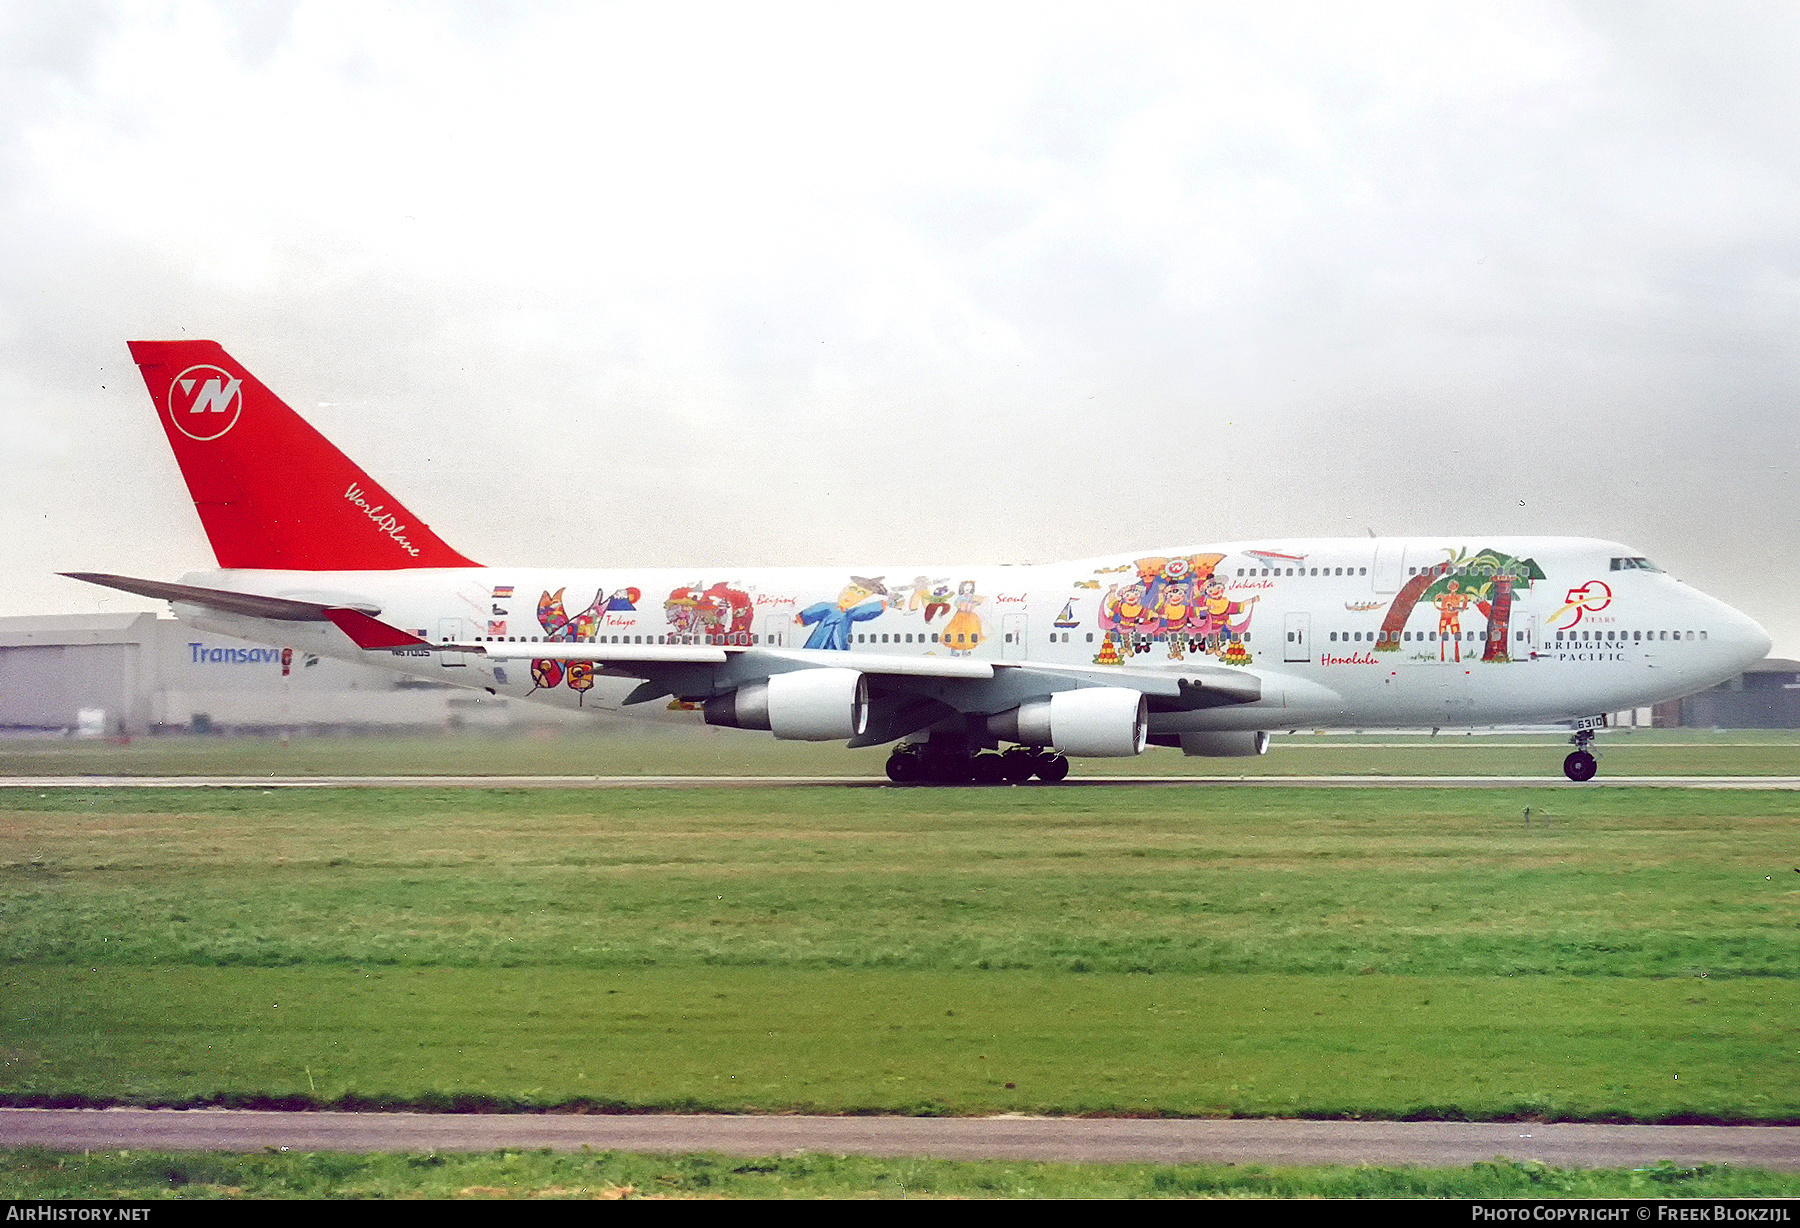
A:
531;587;601;700
527;579;755;701
666;581;755;645
1374;547;1545;664
510;544;1549;699
537;587;605;641
941;580;987;655
797;577;888;650
893;577;951;623
1094;552;1255;665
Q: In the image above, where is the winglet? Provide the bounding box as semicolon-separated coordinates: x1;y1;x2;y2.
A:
324;608;431;650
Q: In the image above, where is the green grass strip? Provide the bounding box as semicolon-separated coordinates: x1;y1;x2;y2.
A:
3;1147;1796;1199
4;967;1795;1121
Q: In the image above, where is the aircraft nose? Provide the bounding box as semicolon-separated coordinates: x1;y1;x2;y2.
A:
1726;605;1774;670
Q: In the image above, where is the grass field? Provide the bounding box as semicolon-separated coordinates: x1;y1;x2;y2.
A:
2;782;1795;1125
4;1148;1793;1200
3;732;1797;1197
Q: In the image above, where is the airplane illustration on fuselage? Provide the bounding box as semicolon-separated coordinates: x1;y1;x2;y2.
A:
65;341;1773;784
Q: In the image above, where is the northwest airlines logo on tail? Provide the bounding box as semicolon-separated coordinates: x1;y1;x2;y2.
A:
166;364;243;441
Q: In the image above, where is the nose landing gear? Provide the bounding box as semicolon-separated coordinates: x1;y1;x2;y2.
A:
1562;727;1599;782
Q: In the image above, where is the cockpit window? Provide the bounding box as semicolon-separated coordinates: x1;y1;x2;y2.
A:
1609;557;1663;572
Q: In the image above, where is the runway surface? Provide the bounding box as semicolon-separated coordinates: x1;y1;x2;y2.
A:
5;774;1800;789
3;1110;1798;1169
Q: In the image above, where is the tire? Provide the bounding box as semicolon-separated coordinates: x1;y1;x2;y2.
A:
1001;748;1038;783
885;751;922;783
1563;750;1598;782
971;753;1009;785
1034;752;1070;783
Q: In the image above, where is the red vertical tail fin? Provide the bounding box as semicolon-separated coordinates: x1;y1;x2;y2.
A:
128;340;478;570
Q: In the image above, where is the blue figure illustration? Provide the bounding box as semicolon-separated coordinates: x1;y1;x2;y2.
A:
796;576;888;650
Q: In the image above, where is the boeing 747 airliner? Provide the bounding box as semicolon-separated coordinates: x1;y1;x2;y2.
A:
65;341;1773;783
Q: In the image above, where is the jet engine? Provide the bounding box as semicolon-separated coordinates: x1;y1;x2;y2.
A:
703;668;869;741
987;687;1148;757
1174;730;1270;757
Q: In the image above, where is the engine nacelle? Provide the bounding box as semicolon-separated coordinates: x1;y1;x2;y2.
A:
988;687;1148;757
1176;730;1270;757
703;668;869;741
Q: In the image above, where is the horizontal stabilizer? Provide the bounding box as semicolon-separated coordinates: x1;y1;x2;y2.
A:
324;608;431;650
61;573;345;622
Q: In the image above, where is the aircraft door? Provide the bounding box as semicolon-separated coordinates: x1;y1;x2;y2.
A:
1002;613;1029;660
437;618;468;667
1284;612;1312;663
1372;541;1406;593
1516;613;1538;661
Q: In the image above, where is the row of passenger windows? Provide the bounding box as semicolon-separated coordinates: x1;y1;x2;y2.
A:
460;634;763;645
1331;630;1516;643
1239;567;1366;577
1236;565;1517;579
1325;629;1709;644
1556;629;1704;642
455;626;1708;649
457;632;995;647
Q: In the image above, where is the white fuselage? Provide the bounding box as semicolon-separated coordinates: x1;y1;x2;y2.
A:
169;536;1772;740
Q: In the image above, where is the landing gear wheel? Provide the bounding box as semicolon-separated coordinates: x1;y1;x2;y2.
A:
1033;751;1070;783
1563;750;1597;782
970;753;1009;785
1000;747;1038;783
885;749;923;784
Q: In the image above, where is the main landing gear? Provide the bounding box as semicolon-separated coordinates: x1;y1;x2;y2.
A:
1562;728;1599;782
884;743;1070;785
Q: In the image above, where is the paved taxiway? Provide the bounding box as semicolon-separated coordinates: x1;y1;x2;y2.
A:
5;775;1799;789
3;1110;1797;1170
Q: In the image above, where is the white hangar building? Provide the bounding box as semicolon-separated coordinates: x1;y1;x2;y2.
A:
0;613;534;736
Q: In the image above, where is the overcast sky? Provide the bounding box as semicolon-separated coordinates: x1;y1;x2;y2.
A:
3;2;1795;655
